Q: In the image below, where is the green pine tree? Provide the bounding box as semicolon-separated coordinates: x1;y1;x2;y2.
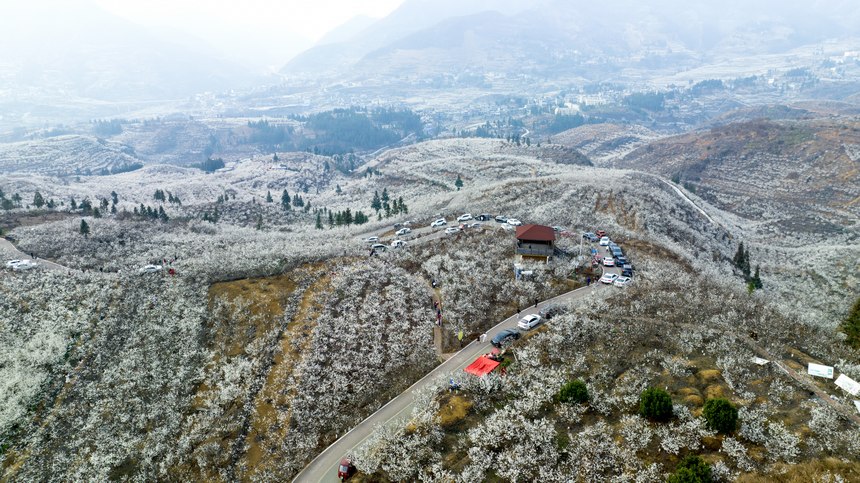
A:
266;190;273;203
33;191;45;208
371;190;381;212
455;174;464;190
316;212;323;229
281;189;291;210
79;219;90;237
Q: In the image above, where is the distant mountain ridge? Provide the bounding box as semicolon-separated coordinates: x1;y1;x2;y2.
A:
282;0;860;82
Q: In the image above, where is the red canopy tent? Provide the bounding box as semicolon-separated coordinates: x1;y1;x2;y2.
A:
464;355;500;376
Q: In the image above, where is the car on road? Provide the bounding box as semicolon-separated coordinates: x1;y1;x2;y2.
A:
602;256;615;267
494;215;508;223
371;243;387;253
139;264;162;274
457;213;473;222
599;236;610;246
582;232;599;242
614;255;628;266
600;273;619;284
445;227;460;235
5;259;23;269
12;260;38;271
506;218;523;226
395;227;411;236
431;218;447;227
614;276;632;287
552;225;564;232
468;222;482;229
621;267;634;278
539;303;567;320
491;328;521;347
391;240;406;248
518;314;542;330
476;214;493;221
596;230;607;238
364;236;379;243
338;457;355;480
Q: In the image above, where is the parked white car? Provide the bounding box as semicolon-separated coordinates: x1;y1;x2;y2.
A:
391;239;406;248
614;276;632;287
457;213;473;222
395;227;411;236
431;218;447;228
506;218;522;226
5;259;23;269
139;264;163;274
600;273;619;284
12;260;38;271
364;236;379;243
602;256;615;267
517;314;543;330
599;236;610;246
445;227;460;235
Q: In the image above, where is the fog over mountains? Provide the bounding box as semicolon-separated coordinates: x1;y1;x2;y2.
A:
2;0;859;118
284;0;860;80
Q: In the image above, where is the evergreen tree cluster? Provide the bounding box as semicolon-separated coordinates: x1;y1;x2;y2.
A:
732;242;762;290
202;207;220;224
322;206;370;227
154;189;181;205
370;188;408;218
195;158;225;173
246;120;293;146
133;203;169;222
330;152;359;174
91;119;123;136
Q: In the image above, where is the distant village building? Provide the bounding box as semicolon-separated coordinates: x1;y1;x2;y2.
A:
515;224;556;263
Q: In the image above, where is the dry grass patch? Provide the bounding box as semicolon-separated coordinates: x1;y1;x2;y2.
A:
438;394;473;428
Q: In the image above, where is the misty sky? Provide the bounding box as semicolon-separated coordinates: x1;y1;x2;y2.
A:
93;0;405;68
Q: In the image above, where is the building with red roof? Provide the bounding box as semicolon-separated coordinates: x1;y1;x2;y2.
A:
515;224;556;262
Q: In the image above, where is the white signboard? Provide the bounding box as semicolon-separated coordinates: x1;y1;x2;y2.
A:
835;374;860;396
808;363;834;379
752;357;769;366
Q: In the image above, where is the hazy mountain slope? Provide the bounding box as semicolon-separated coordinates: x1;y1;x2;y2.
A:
616;118;860;232
283;0;860;81
281;0;535;74
0;136;140;176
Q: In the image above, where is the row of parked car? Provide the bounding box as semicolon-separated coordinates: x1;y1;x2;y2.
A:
590;231;635;287
4;259;38;271
431;213;524;229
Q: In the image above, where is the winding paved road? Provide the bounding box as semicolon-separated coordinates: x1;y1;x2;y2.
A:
294;244;619;482
0;237;69;272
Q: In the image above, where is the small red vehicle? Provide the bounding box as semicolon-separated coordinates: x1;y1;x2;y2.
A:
596;230;606;238
338;457;355;480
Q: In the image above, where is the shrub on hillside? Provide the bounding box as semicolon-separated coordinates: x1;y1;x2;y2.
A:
557;380;588;404
842;297;860;349
703;398;738;433
666;455;712;483
639;387;673;421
